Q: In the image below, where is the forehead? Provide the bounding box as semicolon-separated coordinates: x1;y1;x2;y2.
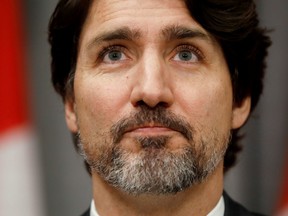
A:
80;0;208;41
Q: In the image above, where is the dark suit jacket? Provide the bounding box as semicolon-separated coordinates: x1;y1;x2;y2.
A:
223;192;266;216
81;192;266;216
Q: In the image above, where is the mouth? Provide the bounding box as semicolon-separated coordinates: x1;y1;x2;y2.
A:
124;123;180;137
111;107;193;144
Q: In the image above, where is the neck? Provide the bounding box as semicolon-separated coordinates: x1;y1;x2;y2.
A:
92;162;224;216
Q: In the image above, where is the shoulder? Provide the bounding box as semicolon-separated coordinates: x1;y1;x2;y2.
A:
80;208;90;216
223;192;268;216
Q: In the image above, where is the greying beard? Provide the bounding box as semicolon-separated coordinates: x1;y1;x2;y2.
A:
78;134;228;195
77;105;230;195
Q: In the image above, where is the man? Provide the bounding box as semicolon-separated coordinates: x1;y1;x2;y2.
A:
48;0;271;215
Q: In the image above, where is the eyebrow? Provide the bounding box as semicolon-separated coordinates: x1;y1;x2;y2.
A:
86;27;141;51
161;24;210;41
86;25;210;51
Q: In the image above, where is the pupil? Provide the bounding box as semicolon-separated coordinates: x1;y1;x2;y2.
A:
180;51;192;61
109;51;122;61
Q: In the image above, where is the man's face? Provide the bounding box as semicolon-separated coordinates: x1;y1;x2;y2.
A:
65;0;250;194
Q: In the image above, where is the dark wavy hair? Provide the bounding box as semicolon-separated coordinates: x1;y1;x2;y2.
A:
48;0;271;172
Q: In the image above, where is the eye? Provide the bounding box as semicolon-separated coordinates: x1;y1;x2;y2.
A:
172;45;202;63
104;50;125;62
176;51;196;61
99;46;128;64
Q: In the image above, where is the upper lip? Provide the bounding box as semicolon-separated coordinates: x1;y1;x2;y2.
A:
124;122;176;133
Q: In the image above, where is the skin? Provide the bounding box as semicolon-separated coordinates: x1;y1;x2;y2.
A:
64;0;251;215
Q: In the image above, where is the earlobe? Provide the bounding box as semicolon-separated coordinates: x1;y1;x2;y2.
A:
232;97;251;129
64;99;78;133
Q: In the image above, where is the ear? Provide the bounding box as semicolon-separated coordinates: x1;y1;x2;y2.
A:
64;99;78;133
232;96;251;129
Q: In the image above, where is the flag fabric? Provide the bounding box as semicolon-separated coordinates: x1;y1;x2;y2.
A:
0;0;44;215
277;154;288;216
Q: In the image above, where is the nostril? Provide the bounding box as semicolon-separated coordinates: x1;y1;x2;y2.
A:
135;100;146;107
158;101;170;108
135;100;169;108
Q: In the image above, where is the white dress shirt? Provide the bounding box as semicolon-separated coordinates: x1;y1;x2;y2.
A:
90;196;224;216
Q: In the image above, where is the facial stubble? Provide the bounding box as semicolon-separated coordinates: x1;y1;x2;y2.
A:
77;106;230;195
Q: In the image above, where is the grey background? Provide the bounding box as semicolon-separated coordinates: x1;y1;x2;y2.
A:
25;0;288;215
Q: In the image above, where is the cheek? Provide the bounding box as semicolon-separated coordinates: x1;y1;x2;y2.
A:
74;75;130;134
177;79;233;131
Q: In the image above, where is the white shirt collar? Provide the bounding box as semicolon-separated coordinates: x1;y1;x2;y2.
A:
207;196;225;216
90;196;224;216
90;199;98;216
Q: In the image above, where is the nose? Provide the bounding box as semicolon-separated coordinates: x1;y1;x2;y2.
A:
130;51;174;108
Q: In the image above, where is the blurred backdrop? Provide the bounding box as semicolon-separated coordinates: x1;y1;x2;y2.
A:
1;0;287;215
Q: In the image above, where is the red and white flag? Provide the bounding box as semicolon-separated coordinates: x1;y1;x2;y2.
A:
0;0;44;215
277;153;288;216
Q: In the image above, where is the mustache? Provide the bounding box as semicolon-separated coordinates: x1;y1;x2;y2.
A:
110;105;194;144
